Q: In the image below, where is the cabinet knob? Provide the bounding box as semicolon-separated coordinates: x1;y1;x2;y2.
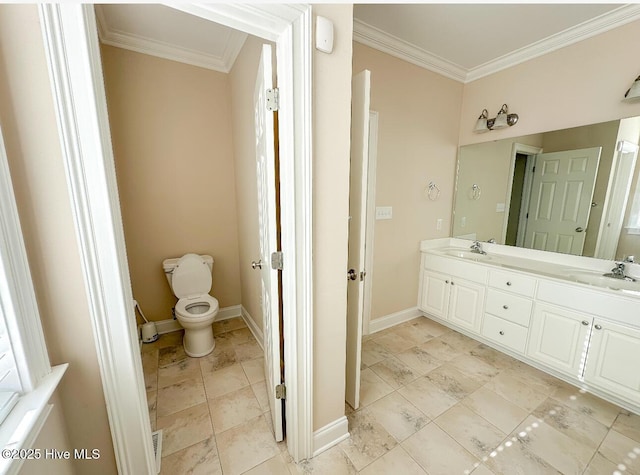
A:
506;281;512;286
451;281;455;285
503;305;509;310
499;330;505;335
581;320;589;326
445;280;449;284
594;324;602;330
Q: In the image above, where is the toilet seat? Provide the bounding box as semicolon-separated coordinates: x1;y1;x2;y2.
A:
175;294;219;321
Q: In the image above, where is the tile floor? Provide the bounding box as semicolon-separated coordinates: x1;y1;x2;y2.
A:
142;316;640;474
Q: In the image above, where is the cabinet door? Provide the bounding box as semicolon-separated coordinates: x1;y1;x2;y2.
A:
527;303;592;379
584;320;640;404
449;278;485;332
420;271;449;319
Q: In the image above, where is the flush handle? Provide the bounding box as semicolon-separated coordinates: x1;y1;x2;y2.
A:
575;227;584;233
251;260;263;270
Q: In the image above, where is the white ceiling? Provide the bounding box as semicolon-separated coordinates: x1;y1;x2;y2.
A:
95;4;247;73
95;4;640;82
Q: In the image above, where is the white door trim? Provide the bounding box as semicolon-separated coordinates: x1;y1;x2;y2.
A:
503;143;543;245
362;111;378;335
39;4;313;472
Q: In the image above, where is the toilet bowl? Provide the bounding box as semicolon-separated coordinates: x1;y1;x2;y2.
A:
163;253;219;357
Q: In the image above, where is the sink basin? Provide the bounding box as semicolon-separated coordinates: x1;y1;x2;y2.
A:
441;249;491;261
567;272;640;292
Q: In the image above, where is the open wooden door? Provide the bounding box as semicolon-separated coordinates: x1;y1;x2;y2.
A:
524;147;601;255
254;44;284;441
345;70;371;410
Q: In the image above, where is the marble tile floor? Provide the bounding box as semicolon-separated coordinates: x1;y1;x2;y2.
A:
142;316;640;474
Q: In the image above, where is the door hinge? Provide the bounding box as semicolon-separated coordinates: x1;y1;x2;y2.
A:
360;270;366;281
271;251;283;270
266;88;279;111
275;383;286;400
532;166;536;173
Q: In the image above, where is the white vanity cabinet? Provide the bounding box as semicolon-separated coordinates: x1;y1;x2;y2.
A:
418;242;640;413
418;254;486;333
526;302;592;378
583;319;640;403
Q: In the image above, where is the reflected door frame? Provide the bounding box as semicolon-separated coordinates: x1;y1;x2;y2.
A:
503;143;543;246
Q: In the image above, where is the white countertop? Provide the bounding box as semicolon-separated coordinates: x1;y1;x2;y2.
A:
420;238;640;297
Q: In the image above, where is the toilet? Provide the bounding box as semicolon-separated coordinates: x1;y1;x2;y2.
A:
163;253;219;357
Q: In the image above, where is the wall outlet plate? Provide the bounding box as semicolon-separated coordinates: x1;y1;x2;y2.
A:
376;206;393;220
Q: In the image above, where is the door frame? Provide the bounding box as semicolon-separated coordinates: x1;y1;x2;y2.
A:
362;111;378;335
39;4;313;473
503;143;542;246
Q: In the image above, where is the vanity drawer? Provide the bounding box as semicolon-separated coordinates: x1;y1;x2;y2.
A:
486;289;533;327
488;270;536;297
482;314;528;354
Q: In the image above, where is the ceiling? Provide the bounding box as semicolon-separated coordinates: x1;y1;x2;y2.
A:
96;4;640;82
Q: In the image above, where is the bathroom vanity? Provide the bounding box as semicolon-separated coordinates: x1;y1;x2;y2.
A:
418;238;640;415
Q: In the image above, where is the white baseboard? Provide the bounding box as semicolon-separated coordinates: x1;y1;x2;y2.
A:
313;416;349;457
368;307;422;334
241;306;264;349
154;305;242;335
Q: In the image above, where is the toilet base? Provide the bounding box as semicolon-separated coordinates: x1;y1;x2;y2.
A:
182;325;216;358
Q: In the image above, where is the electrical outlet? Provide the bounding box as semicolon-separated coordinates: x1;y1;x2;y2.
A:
436;218;443;230
496;203;506;212
461;216;466;227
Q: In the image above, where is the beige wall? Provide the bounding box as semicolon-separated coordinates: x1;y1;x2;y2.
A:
101;45;241;322
541;121;620;256
26;392;75;474
0;5;116;473
312;4;353;430
229;37;264;329
460;19;640;146
352;43;463;320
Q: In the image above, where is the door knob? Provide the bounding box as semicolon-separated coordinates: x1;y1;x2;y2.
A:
347;269;357;281
575;227;584;233
251;260;263;270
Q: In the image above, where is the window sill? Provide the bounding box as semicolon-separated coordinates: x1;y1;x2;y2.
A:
0;364;68;475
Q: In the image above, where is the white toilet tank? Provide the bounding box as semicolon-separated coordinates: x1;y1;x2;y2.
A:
163;254;214;291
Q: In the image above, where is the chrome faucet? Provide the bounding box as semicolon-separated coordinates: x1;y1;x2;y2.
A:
470;240;486;255
603;262;637;282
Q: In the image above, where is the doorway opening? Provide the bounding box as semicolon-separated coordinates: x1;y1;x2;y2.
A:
40;4;313;472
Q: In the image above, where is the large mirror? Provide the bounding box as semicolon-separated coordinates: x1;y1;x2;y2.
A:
453;117;640;260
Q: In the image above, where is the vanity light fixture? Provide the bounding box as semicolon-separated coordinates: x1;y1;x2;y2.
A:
473;104;519;133
624;75;640;102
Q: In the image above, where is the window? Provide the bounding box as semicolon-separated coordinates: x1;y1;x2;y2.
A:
0;125;66;473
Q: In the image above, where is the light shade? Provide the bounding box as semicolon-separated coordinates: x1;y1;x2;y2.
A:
474;109;489;133
491;104;509;129
624;76;640;102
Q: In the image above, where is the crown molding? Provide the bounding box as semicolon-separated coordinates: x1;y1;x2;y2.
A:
467;4;640;82
354;4;640;84
353;19;467;83
94;5;247;74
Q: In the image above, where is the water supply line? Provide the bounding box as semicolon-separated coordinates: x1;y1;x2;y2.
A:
133;299;149;323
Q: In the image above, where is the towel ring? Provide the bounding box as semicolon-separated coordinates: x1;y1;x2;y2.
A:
425;182;440;201
471;184;481;200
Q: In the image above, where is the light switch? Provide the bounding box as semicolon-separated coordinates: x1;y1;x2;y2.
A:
376;206;393;220
436;218;443;230
461;217;466;227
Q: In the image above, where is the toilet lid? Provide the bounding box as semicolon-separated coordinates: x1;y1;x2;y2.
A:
171;253;212;298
